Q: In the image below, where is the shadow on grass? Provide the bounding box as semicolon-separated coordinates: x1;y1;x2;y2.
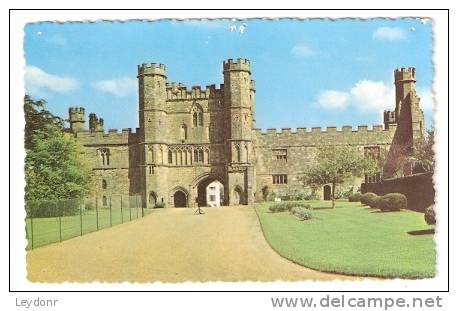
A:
407;228;435;236
370;210;401;213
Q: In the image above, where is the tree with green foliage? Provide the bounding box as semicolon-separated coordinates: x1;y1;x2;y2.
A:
411;128;435;173
24;95;92;202
24;95;64;149
302;147;378;209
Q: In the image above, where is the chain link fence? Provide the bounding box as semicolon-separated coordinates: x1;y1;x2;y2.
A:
25;194;148;250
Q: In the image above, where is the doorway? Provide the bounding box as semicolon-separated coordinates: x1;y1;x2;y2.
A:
323;185;332;200
173;190;187;208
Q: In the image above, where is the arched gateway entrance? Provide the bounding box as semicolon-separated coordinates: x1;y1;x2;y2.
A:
195;175;225;207
173;190;187;208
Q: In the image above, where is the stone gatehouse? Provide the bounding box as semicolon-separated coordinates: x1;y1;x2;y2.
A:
68;59;425;208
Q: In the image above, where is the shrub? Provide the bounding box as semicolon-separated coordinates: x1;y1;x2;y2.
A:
261;185;270;201
378;193;407;212
424;205;436;225
290;206;313;221
369;196;381;209
348;193;362;202
360;192;378;206
269;201;311;213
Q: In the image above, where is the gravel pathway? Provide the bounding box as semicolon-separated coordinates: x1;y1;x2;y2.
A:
27;206;362;283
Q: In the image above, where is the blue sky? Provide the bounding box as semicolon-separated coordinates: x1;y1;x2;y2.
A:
24;18;434;131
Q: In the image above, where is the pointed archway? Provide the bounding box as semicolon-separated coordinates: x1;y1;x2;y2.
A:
193;174;225;207
173;190;187;208
323;185;332;200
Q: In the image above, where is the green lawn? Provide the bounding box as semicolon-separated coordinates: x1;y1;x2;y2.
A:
255;200;436;278
26;207;152;250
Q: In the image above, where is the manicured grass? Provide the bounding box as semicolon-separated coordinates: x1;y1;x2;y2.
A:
255;200;436;278
26;207;152;250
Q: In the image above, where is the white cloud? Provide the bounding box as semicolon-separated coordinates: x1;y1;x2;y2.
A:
92;77;137;97
24;65;79;94
315;79;433;115
291;43;314;58
316;90;349;109
314;80;394;112
350;80;394;111
372;27;407;41
417;87;434;110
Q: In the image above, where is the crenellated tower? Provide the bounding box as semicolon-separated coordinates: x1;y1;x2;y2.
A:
382;67;425;178
394;67;425;143
223;58;256;204
137;63;168;207
68;107;86;133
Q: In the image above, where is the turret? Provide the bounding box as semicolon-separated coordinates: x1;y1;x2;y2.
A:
68;107;85;132
383;67;425;178
223;58;253;143
88;113;104;132
137;63;167;142
223;58;256;205
394;67;416;119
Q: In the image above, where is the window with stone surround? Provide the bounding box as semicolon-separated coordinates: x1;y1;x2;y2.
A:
168;150;173;164
192;104;204;128
272;174;288;185
98;148;110;166
272;149;287;162
102;179;107;190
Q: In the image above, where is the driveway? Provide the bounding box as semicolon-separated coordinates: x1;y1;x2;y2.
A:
27;206;360;282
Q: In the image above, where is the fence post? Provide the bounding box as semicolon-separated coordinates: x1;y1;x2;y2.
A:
142;196;144;217
121;195;123;224
59;202;62;242
136;195;139;219
129;195;132;221
80;203;83;236
96;196;99;231
30;216;34;250
110;196;112;227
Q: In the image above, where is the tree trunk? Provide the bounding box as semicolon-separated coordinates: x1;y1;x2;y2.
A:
332;182;336;209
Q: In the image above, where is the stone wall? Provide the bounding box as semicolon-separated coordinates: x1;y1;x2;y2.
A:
253;126;395;199
361;172;434;212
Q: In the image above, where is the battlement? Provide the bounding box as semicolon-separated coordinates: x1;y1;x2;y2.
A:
165;82;223;100
223;58;251;73
69;107;85;122
394;67;416;82
69;107;85;114
75;127;138;144
253;124;393;137
137;63;166;77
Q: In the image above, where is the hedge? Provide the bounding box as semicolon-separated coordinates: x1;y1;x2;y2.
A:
378;193;407;212
290;206;313;221
360;192;378;207
269;201;311;213
348;193;362;202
